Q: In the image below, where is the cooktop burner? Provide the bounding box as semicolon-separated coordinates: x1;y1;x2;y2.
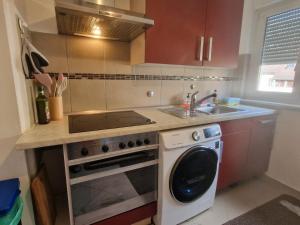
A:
68;111;155;133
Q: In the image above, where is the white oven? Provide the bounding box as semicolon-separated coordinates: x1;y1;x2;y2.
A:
63;132;158;225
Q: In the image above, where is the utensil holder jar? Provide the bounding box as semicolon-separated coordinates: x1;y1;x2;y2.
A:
49;96;63;120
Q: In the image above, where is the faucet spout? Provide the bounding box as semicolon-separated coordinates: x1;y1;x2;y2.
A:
190;92;218;113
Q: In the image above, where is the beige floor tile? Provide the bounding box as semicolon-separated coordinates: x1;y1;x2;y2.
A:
182;176;300;225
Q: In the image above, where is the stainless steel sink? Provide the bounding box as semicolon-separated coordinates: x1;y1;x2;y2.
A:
160;105;245;118
195;105;245;115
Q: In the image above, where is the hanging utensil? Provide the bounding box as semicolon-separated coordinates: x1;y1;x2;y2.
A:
57;77;68;96
34;73;52;95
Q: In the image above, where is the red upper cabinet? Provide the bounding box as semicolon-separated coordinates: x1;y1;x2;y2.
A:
137;0;244;67
203;0;244;68
145;0;207;66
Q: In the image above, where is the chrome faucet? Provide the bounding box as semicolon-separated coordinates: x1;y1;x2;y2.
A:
190;91;218;113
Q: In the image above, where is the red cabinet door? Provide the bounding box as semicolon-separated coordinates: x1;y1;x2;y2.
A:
217;119;251;190
245;115;276;179
145;0;207;66
203;0;244;68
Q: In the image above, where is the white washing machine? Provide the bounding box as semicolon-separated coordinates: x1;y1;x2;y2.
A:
156;124;222;225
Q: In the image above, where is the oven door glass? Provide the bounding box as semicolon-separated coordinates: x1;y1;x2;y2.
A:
69;150;158;225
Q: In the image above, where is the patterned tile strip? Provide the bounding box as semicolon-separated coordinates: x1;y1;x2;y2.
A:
29;73;238;81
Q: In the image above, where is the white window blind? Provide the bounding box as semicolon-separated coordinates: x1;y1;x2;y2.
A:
262;7;300;65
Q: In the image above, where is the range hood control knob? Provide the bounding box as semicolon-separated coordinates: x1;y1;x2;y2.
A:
102;145;109;153
128;141;135;148
119;143;126;149
81;147;89;156
192;131;201;141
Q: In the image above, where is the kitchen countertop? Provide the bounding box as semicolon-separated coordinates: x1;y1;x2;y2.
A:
15;105;276;150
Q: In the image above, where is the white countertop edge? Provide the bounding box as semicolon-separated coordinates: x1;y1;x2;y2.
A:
15;105;276;151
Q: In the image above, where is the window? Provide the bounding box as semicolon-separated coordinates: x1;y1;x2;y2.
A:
258;7;300;93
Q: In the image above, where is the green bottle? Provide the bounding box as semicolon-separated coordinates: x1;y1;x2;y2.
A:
36;86;50;124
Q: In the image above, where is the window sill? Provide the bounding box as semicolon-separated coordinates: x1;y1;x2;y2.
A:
241;99;300;111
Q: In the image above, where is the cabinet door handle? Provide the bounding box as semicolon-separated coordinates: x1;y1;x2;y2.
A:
208;37;213;62
198;36;205;61
259;119;275;125
219;141;224;163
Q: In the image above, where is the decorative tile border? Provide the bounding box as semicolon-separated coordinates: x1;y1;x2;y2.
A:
30;73;237;81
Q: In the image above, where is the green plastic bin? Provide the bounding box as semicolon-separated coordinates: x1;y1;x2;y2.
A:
0;197;23;225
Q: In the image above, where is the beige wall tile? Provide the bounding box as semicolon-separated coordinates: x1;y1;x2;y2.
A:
184;67;204;76
106;80;161;109
183;81;208;100
115;0;130;10
67;36;105;73
70;79;106;112
161;80;184;105
25;79;37;125
31;32;68;73
161;65;185;76
62;79;71;113
134;64;161;75
103;40;132;74
203;68;234;77
130;0;146;14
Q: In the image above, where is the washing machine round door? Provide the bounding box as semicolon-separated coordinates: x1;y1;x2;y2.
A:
170;146;218;203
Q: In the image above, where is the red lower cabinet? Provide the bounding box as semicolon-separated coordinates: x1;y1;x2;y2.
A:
217;115;277;191
217;120;251;190
245;115;277;179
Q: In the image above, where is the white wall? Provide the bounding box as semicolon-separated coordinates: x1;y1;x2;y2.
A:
237;0;300;192
0;0;35;224
239;0;255;55
267;110;300;191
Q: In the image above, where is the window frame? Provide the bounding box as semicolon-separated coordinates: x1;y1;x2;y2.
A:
246;0;300;103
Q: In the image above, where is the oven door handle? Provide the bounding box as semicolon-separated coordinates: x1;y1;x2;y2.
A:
84;152;150;171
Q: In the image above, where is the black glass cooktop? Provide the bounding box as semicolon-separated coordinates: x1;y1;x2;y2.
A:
68;111;155;134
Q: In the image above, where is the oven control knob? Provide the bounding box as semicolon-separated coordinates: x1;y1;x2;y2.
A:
119;142;126;149
192;131;201;141
128;141;135;148
144;139;150;145
102;145;109;153
136;140;143;146
81;147;89;156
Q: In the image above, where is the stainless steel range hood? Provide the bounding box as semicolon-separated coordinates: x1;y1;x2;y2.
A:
55;0;154;41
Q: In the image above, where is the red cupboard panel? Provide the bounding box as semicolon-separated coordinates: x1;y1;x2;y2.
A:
203;0;244;68
145;0;207;66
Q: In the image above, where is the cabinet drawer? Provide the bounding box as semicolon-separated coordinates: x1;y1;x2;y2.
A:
252;115;277;127
221;118;252;135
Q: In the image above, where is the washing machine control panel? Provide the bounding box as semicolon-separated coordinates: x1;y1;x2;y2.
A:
160;124;221;149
